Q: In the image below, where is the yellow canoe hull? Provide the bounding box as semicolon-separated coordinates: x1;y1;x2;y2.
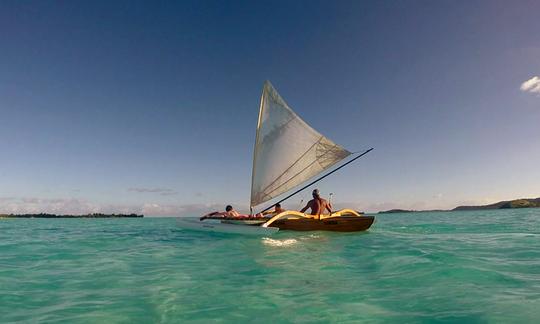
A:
262;209;375;232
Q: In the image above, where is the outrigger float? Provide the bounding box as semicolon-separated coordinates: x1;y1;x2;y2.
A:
177;81;375;235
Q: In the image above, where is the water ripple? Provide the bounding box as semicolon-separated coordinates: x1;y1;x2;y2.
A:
1;210;540;323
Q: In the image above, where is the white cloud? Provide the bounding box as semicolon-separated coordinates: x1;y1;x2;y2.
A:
128;187;178;196
520;76;540;94
0;196;243;217
1;197;106;215
141;203;228;216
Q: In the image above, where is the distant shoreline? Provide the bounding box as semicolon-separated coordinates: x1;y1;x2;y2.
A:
0;213;143;218
378;209;448;214
379;197;540;214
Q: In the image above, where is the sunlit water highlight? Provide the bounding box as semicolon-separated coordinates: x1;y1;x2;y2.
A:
1;209;539;323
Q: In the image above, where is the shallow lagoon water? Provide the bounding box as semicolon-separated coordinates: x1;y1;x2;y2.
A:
1;209;539;323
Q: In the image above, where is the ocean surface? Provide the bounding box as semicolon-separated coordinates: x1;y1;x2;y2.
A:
1;209;539;323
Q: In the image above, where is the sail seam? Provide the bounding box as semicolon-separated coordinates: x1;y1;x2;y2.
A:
258;136;324;197
262;143;330;199
262;141;350;200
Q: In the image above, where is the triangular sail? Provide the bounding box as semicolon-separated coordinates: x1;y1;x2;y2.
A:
250;81;351;208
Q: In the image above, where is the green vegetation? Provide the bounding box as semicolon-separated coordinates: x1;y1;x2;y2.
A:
378;197;540;214
453;198;540;211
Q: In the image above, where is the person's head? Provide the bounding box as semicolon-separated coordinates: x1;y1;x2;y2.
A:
275;203;281;209
312;189;320;198
225;205;233;212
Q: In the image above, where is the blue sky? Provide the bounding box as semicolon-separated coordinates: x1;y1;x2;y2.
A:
1;0;539;215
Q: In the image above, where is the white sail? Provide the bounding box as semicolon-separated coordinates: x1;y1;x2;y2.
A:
250;81;351;208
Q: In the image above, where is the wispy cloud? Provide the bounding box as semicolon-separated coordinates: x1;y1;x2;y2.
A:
141;203;228;216
0;196;235;216
0;197;128;215
127;187;178;196
520;76;540;94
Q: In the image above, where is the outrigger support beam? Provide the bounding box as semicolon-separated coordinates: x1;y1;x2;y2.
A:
258;147;374;214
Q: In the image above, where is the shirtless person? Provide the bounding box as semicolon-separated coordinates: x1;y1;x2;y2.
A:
262;203;285;217
300;189;332;220
200;205;240;220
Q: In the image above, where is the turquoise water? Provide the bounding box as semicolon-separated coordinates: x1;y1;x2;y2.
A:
1;209;539;323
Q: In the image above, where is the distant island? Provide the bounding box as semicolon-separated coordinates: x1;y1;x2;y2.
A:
452;198;540;211
378;209;446;214
378;209;417;214
0;213;143;218
379;197;540;214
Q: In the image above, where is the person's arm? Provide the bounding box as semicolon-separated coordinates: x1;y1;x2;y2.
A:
200;211;220;220
300;201;310;213
326;202;332;214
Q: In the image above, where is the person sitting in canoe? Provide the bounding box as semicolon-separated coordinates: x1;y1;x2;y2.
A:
262;203;285;217
300;189;332;220
200;205;241;220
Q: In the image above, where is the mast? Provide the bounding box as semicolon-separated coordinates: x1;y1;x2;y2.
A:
250;82;266;214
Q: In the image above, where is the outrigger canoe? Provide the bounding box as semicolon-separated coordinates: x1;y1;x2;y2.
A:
177;209;374;235
177;81;375;235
